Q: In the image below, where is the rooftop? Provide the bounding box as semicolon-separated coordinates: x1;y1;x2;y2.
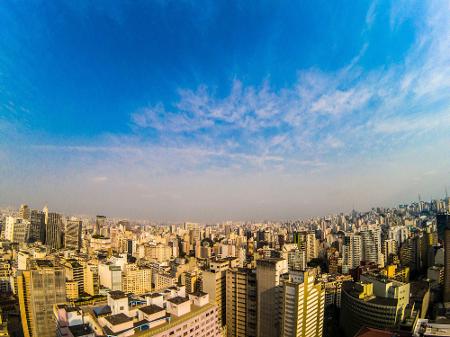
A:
139;305;165;315
135;303;216;337
167;296;190;305
109;290;127;300
69;323;94;337
104;313;133;325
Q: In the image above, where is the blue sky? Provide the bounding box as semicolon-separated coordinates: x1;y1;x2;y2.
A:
1;0;449;221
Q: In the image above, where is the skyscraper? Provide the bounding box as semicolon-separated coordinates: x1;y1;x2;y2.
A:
226;267;257;337
256;258;288;337
293;231;318;263
202;258;230;332
342;233;362;273
45;212;63;250
280;271;325;337
17;259;66;337
95;215;106;235
361;229;381;265
65;218;82;251
19;204;30;220
4;216;30;243
29;209;45;243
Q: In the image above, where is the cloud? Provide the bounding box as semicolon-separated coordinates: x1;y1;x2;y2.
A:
372;110;450;135
365;1;378;29
23;0;450;178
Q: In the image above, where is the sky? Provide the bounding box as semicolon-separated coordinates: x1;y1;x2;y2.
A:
0;0;449;222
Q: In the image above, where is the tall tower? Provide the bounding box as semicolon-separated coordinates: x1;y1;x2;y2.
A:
65;219;82;251
95;215;106;235
256;258;288;337
342;233;362;273
45;212;63;250
280;271;325;337
19;204;30;220
17;259;66;337
202;258;230;333
226;267;257;337
29;210;45;243
361;229;381;264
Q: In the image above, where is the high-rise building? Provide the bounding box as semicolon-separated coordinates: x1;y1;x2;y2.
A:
145;243;172;262
19;204;30;220
17;259;66;337
340;275;410;337
122;264;152;295
361;229;381;265
293;231;318;263
4;216;30;243
342;233;362;273
83;264;99;296
45;212;63;250
183;270;201;293
256;258;288;337
29;209;45;243
95;215;106;235
383;239;398;264
202;258;230;332
282;244;307;271
98;263;122;291
65;219;82;251
280;271;325;337
64;259;84;296
226;268;257;337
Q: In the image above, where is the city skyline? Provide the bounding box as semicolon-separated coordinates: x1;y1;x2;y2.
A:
1;1;450;221
1;190;449;224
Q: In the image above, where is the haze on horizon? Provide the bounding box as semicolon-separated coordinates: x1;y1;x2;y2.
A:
1;1;449;222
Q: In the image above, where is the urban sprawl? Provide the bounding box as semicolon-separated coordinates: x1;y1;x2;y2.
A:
0;196;450;337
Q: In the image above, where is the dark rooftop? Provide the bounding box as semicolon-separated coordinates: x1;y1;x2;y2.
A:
167;296;190;305
139;304;165;315
35;259;54;268
108;290;127;300
93;305;111;317
69;323;94;337
104;313;133;325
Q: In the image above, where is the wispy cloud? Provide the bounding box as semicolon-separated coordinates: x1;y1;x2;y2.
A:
131;0;449;166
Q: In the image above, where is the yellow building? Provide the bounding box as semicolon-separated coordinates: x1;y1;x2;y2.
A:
280;271;325;337
154;273;177;291
66;281;79;300
226;268;257;337
84;264;100;296
17;259;66;337
202;258;231;332
382;264;410;282
122;264;152;294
